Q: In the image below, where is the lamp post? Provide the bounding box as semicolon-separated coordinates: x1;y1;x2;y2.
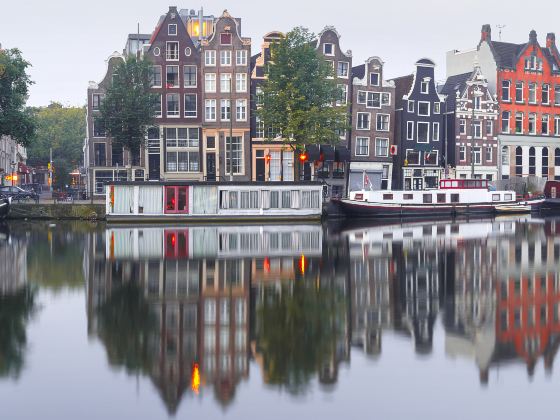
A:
471;89;484;178
10;161;16;187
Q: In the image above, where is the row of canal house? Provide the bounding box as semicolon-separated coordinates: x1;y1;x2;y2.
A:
85;10;560;196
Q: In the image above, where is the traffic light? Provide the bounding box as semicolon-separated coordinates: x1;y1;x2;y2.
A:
299;152;308;163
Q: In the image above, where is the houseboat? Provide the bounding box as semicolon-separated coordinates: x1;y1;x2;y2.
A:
542;180;560;213
0;196;11;219
104;181;325;223
337;179;535;218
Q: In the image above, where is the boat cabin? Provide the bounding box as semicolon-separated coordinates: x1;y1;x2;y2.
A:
439;179;490;190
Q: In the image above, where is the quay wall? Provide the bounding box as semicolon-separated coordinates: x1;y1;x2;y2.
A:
8;204;105;220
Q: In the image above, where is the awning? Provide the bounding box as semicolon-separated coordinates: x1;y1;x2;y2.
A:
17;162;30;174
334;146;351;162
320;145;335;161
305;145;320;161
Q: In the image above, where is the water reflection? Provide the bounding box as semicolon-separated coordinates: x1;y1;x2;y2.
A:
3;218;560;415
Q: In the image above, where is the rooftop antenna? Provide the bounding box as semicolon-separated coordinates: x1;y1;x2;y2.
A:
497;24;506;41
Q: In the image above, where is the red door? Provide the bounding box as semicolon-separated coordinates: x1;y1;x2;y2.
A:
165;186;189;214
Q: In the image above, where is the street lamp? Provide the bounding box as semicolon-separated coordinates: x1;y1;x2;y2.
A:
471;88;484;178
10;161;16;187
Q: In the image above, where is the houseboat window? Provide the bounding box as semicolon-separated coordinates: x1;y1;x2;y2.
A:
450;194;460;203
353;193;363;201
165;186;189;214
451;181;459;188
229;191;239;209
423;194;432;203
383;194;393;200
302;191;312;207
239;191;259;209
437;194;446;203
492;194;501;202
270;191;279;208
505;193;513;201
403;194;413;200
281;191;291;208
311;191;320;208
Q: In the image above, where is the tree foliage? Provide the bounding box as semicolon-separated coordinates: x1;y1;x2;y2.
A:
27;102;85;187
0;48;36;147
257;27;348;151
97;56;159;157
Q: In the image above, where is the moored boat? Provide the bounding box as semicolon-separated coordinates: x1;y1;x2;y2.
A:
338;179;519;218
542;180;560;213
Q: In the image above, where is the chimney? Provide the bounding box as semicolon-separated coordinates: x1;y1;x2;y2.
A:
547;33;556;49
481;24;491;42
529;29;537;44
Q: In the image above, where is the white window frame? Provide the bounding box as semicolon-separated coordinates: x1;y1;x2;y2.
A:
529;112;537;135
473;120;482;139
542;114;549;135
166;65;180;88
356;112;370;130
502;80;511;101
459;146;466;161
381;92;391;107
485;146;493;161
220;99;231;121
357;91;366;105
555;115;560;136
205;73;216;93
417;122;429;143
375;137;389;157
168;24;177;36
205;99;216;121
184;94;197;118
485;120;493;136
150;65;162;88
337;84;348;106
183;65;197;88
235;73;247;92
432;122;440;141
166;41;179;61
236;50;247;66
166;93;180;117
405;149;420;165
459;119;466;134
434;102;440;114
155;94;162;118
337;61;349;78
502;111;510;133
220;50;232;66
355;136;369;156
236;99;247;121
220;73;232;93
205;50;216;66
369;72;380;86
542;83;550;104
406;121;414;140
420;80;429;94
323;43;334;56
407;100;414;113
376;113;390;132
417;101;430;116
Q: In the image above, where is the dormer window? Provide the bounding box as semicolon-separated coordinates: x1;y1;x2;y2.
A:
420;80;429;94
168;24;177;36
220;33;232;45
323;43;334;56
369;72;380;86
166;42;179;61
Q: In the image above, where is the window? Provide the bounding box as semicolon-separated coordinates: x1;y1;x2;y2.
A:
425;150;437;165
555;85;560;105
434;102;440;114
529;146;536;175
220;50;232;66
556;115;560;136
542;114;550;134
543;84;550;104
381;93;391;106
166;42;179;61
165;186;189;213
155;95;162;117
147;127;160;149
205;73;216;92
556;148;560;166
525;55;543;71
235;73;247;92
542;147;549;178
150;66;162;87
432;122;440;141
407;100;414;112
474;95;482;110
502;111;510;133
93;143;107;166
166;93;179;117
418;101;430;116
515;112;523;134
515;146;523;176
336;84;348;105
184;94;196;117
486;120;493;136
420;80;429;94
92;94;102;110
220;73;232;92
407;121;414;140
355;137;369;156
459;119;466;134
406;149;420;165
529;113;536;134
255;117;264;137
376;114;389;131
323;43;334;55
357;91;366;104
473;147;481;164
473;120;482;138
236;99;247;121
205;50;216;66
528;82;537;104
502;80;511;101
515;81;523;102
459;146;466;161
437;194;446;203
417;122;429;143
423;194;432;203
226;136;243;174
367;92;380;108
357;112;370;129
165;127;199;148
370;72;380;86
220;33;232;45
486;146;493;161
236;50;247;66
501;146;509;165
337;61;349;78
183;65;196;87
168;24;177;36
220;99;231;121
375;138;389;156
166;65;179;88
205;99;216;121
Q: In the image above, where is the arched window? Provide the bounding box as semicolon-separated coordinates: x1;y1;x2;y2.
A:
515;146;523;176
529;147;536;175
542;147;549;178
501;146;509;165
555;148;560;167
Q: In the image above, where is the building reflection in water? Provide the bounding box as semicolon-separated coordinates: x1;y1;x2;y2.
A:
81;216;560;411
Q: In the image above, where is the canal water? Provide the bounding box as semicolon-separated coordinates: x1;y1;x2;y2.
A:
1;217;559;419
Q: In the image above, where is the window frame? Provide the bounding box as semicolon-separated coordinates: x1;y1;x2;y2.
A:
184;94;197;118
355;136;369;156
376;113;390;132
417;101;430;116
375;137;389;157
183;65;197;88
356;112;371;130
205;50;216;66
417;122;429;143
369;72;380;86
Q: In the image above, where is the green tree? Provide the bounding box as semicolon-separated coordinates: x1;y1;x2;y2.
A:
27;103;86;188
257;27;348;176
97;56;159;173
0;48;36;146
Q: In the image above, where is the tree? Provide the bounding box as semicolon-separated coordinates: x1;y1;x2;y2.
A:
0;48;36;146
27;102;85;188
97;56;159;173
257;27;348;175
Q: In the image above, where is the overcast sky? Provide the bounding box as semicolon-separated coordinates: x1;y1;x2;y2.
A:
2;0;559;107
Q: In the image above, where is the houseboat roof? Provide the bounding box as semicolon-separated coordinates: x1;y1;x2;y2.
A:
106;180;324;187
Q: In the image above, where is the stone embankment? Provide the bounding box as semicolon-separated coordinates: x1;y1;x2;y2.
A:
8;203;105;220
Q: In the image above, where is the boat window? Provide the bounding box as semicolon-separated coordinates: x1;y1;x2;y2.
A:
450;194;460;203
423;194;432;203
281;191;291;208
492;194;501;202
476;181;483;188
437;194;446;203
505;193;513;201
403;194;413;200
354;193;363;201
451;181;459;188
383;194;393;200
270;191;279;208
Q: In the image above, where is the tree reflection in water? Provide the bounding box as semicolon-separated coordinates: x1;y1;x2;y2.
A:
0;287;36;379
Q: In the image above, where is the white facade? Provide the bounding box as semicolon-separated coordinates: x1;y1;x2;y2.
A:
0;135;27;186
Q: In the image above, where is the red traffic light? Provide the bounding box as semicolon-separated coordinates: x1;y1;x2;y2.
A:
299;152;308;162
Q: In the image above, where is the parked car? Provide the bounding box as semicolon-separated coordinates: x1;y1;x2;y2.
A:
21;183;43;194
0;186;39;203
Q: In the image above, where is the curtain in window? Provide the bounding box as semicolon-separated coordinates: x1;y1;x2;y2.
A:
114;185;134;213
191;228;218;257
290;190;300;209
283;151;294;181
193;186;218;214
139;186;163;214
261;190;270;209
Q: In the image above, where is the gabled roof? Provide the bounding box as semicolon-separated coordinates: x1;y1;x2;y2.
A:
439;72;471;97
489;41;525;69
390;74;414;101
351;64;365;80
